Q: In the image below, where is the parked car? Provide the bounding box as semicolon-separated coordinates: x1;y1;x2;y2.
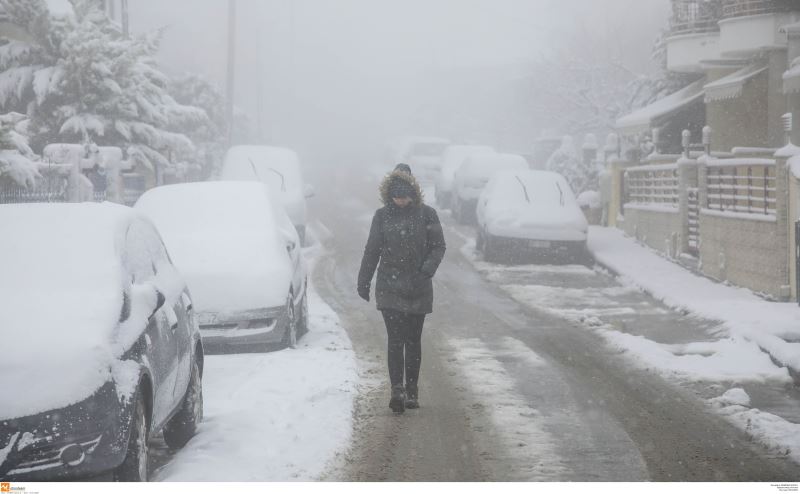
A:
0;203;203;481
476;170;589;263
452;153;528;225
385;136;451;183
434;144;495;209
220;145;314;244
135;181;308;351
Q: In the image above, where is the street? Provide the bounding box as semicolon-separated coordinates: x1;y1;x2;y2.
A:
310;164;799;481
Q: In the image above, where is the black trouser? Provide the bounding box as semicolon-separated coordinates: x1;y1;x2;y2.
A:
381;309;425;388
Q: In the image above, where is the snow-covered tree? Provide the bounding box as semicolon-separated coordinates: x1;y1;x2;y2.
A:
0;112;40;187
169;73;228;179
0;0;208;174
546;136;597;195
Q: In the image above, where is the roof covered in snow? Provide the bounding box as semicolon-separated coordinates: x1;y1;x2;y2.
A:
615;78;706;136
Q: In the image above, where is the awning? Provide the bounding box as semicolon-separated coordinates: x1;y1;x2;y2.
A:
784;57;800;94
615;78;706;136
704;61;767;102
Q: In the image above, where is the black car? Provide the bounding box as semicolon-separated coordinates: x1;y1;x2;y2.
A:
0;203;204;481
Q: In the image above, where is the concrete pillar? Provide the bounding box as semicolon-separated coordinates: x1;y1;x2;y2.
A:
678;158;698;254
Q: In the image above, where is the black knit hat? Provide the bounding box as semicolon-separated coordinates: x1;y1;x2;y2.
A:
389;178;416;199
394;163;412;175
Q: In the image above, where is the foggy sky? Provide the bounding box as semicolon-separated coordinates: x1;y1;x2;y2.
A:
130;0;670;165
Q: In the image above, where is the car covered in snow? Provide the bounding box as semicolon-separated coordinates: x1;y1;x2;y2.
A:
0;203;204;481
135;181;308;351
476;170;589;263
385;136;451;183
221;145;314;244
451;152;528;225
434;144;495;209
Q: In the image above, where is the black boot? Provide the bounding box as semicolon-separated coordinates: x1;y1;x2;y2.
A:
405;383;419;409
389;384;406;413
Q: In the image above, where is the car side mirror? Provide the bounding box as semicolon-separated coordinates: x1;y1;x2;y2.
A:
151;290;166;319
304;184;315;199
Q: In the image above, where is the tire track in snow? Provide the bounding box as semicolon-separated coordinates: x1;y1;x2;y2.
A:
447;336;568;480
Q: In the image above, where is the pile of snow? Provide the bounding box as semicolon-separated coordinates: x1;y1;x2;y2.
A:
0;203;172;420
577;190;601;210
156;278;358;481
135;182;293;313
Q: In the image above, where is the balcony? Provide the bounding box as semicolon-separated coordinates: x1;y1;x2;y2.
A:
718;1;800;57
722;0;797;19
670;0;722;35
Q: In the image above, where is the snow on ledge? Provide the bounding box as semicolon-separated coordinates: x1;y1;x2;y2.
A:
624;203;679;214
700;208;776;223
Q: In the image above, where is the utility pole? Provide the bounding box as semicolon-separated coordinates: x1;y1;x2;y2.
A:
226;0;237;146
121;0;129;38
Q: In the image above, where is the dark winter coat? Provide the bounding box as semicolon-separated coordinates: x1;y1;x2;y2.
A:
358;170;446;314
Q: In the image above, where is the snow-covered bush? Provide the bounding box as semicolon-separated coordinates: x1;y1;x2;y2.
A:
0;0;208;174
545;136;597;195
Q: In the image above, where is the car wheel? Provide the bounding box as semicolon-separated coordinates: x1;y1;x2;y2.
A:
484;235;499;263
163;358;203;450
476;230;485;252
298;285;309;336
282;295;298;349
114;392;148;482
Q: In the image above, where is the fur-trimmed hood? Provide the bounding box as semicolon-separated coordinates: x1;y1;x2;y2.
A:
379;170;424;206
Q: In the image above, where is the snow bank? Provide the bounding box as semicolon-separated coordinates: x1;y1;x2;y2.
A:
135;182;293;313
587;226;800;375
0;203;134;420
155;280;358;481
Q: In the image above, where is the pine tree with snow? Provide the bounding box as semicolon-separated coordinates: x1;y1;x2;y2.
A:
0;0;208;176
169;73;229;179
545;135;597;195
0;112;40;187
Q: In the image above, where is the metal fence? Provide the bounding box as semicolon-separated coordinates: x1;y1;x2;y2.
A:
624;164;680;208
721;0;796;18
705;158;776;215
0;173;69;204
670;0;722;35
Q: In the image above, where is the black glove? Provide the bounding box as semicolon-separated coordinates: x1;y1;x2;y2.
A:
357;285;370;302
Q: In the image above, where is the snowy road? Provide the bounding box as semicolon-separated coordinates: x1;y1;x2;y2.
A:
311;164;800;481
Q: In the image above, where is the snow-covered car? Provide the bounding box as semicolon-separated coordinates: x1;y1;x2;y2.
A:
0;203;203;481
135;181;308;351
221;145;314;244
434;144;495;209
476;170;589;263
386;136;451;183
452;153;528;225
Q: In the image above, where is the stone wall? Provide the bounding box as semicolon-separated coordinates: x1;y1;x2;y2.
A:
698;211;787;298
621;206;683;257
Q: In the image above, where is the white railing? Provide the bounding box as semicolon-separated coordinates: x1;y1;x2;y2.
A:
625;163;680;208
705;158;776;215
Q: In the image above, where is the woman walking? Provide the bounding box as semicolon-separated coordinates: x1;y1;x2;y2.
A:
357;164;446;413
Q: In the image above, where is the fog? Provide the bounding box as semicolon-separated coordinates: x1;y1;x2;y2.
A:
131;0;670;167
